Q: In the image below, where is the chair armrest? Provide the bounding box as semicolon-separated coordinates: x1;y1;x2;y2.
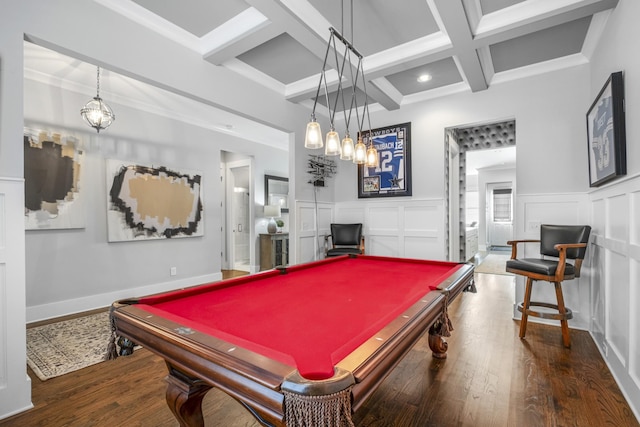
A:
360;236;365;254
554;242;588;279
324;234;332;257
506;239;540;260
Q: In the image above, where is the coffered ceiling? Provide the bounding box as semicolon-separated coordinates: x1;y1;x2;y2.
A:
24;0;619;151
108;0;617;112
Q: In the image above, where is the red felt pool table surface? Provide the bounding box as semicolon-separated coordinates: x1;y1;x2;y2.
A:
112;255;474;426
137;255;460;379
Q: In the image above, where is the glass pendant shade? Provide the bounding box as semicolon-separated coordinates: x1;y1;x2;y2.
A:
305;119;323;149
80;96;115;133
353;137;367;164
325;129;341;156
340;134;354;160
365;145;378;168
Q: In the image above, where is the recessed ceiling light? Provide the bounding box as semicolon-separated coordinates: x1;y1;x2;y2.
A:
417;74;432;83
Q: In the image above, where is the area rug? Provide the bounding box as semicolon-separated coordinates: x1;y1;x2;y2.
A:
26;311;113;381
474;253;513;276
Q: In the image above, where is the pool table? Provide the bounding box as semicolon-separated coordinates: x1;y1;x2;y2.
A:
111;255;474;427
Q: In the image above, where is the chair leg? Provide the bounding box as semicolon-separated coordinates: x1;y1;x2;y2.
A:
519;277;534;339
554;281;571;348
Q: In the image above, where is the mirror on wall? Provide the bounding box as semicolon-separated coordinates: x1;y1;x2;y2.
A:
265;175;289;213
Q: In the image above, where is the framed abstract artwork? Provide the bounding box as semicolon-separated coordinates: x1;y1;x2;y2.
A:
586;71;626;187
106;159;204;241
358;122;412;198
24;128;85;230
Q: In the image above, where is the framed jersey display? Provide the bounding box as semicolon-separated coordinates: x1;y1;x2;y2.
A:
586;71;626;187
358;122;412;198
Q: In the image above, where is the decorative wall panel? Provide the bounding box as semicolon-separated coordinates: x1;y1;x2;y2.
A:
588;174;640;415
0;178;31;416
608;250;629;365
0;193;5;388
334;199;445;260
106;159;203;241
515;194;590;329
368;235;400;257
296;202;334;263
631;257;640;389
369;207;399;231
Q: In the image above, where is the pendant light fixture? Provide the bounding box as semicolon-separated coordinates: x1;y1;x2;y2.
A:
304;0;378;168
80;66;115;133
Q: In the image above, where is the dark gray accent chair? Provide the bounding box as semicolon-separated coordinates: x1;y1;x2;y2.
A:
506;224;591;348
325;223;365;257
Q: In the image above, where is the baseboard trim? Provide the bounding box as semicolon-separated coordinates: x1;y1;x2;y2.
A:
26;272;222;323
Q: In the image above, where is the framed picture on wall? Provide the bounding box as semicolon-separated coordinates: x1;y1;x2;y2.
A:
586;71;626;187
358;122;412;198
23;127;86;230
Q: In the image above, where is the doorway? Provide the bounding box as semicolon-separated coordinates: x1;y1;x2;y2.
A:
485;182;514;250
221;153;253;273
445;120;516;261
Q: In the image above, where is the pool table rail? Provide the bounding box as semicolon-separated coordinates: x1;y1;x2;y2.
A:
112;304;291;426
111;259;475;427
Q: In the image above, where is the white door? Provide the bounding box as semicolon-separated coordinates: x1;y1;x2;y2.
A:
486;182;514;248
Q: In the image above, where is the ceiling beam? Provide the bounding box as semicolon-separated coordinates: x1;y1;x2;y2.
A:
432;0;488;92
474;0;619;46
203;25;284;65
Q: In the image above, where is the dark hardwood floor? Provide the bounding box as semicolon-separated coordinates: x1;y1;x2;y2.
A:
2;270;637;426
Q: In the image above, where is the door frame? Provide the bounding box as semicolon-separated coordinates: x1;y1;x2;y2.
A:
223;158;255;272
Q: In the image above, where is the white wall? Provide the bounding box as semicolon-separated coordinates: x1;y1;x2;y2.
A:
333;66;591;202
1;1;302;418
23;77;288;321
586;0;640;418
322;65;590;263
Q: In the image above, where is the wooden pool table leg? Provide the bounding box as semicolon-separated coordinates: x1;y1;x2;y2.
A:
165;365;212;427
428;331;449;359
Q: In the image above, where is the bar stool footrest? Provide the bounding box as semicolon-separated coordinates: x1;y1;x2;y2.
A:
517;301;573;321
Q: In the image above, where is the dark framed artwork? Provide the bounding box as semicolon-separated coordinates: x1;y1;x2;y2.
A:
358;122;412;198
264;174;289;213
586;71;626;187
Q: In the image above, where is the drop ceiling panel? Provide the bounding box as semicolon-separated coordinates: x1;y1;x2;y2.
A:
490;16;592;73
307;0;439;56
238;33;325;85
131;0;249;37
386;58;463;95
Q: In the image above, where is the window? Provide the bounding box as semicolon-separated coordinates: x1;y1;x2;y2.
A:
493;188;512;222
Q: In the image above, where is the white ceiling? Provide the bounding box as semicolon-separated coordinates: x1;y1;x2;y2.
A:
23;0;619;158
466;146;516;175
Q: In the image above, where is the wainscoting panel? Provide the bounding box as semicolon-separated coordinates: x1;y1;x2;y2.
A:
589;174;640;419
631;257;640;390
298;205;318;232
368;235;400;257
368;206;400;232
334;207;365;224
608;249;629;366
0;193;6;389
514;193;590;330
335;199;445;260
0;178;32;418
295;201;334;263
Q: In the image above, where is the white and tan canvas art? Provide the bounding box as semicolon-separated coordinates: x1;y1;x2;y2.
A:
106;159;203;242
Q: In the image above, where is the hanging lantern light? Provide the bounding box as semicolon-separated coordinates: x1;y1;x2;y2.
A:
80;66;115;133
